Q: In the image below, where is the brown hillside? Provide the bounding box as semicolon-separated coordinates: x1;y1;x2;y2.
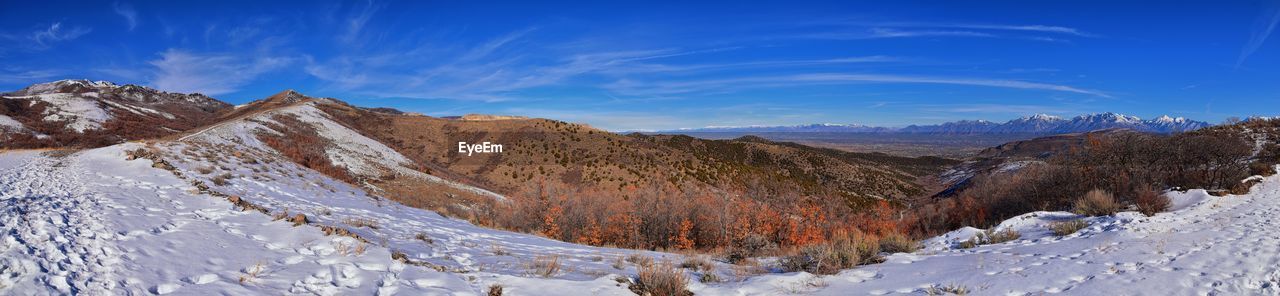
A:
313;103;957;210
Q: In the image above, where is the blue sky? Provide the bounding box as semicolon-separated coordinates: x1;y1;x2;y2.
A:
1;1;1278;131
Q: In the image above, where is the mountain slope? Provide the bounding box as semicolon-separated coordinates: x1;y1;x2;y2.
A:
0;144;673;295
0;80;231;148
308;101;956;210
175;90;505;204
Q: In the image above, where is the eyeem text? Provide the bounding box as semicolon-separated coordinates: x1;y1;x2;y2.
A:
458;142;503;156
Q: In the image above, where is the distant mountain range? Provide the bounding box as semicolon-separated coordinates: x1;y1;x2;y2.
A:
665;113;1211;135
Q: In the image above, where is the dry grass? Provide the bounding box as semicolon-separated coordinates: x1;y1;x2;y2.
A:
211;173;233;186
926;283;970;295
729;258;767;279
490;244;511;256
487;284;504;296
1073;189;1120;216
612;256;627;270
238;261;267;284
878;232;920;254
1135;185;1171;216
414;232;434;244
679;256;715;272
633;261;691;296
959;228;1021;249
343;217;380;229
699;272;720;283
529;255;562;278
725;233;777;264
626;254;654;267
1047;219;1089;236
780;231;880;275
333;239;369;256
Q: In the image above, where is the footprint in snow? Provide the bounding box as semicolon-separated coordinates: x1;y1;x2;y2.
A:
151;283;182;294
182;273;219;285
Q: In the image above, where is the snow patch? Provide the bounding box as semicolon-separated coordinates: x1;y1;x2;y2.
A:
4;93;111;132
0;114;24;130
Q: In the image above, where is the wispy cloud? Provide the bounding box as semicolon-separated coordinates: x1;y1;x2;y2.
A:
113;2;139;31
605;73;1109;98
938;24;1095;37
795;21;1093;42
604;55;901;75
503;105;821;131
787;74;1110;97
0;68;61;84
306;28;761;102
31;22;91;48
148;49;293;95
1237;1;1280;67
459;28;537;62
339;0;382;44
866;28;996;39
801;28;996;40
501;107;701;131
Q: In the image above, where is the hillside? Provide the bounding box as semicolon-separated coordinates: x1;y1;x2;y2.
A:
309;100;957;210
0;80;230;148
934;129;1136;197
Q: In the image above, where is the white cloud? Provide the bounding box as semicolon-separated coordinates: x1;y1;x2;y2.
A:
1238;2;1280;67
866;28;997;38
501;108;701;131
940;24;1095;37
339;0;382;44
114;2;139;31
304;35;713;101
31;22;91;48
787;74;1110;97
148;49;293;95
0;69;60;84
604;73;1109;98
796;21;1093;41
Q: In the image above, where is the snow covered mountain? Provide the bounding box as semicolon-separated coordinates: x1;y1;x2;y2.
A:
0;79;231;148
666;113;1211;135
673;123;895;133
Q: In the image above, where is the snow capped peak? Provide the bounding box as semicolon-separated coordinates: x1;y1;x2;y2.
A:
7;79;120;96
1073;112;1141;124
49;79;116;88
1152;115;1186;123
262;89;312;105
1023;113;1063;121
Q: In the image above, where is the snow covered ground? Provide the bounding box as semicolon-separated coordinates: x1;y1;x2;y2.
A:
0;144;688;295
0;146;483;295
701;172;1280;295
2;141;1279;295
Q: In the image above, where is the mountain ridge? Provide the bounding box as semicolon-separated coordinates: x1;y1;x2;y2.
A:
663;112;1211;135
1;79;231;148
